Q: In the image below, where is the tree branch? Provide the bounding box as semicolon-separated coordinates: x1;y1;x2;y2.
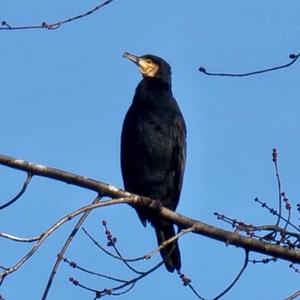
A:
0;197;131;285
1;153;300;266
0;0;114;30
212;250;249;300
0;172;32;210
199;53;300;77
0;154;129;199
41;195;102;300
284;290;300;300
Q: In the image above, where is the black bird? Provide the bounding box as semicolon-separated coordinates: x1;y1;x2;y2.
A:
121;52;186;272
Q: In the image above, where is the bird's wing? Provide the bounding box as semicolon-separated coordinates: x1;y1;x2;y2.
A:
170;109;187;211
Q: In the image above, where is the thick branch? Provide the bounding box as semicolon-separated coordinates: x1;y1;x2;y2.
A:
154;207;300;264
1;154;300;265
0;154;131;199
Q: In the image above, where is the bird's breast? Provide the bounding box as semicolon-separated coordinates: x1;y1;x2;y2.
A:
122;102;175;178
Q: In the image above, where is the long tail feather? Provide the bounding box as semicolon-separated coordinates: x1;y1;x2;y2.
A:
154;223;181;272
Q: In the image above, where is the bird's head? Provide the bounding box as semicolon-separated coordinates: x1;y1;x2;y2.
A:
123;52;172;84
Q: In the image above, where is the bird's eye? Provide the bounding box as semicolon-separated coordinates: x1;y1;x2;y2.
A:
145;59;153;64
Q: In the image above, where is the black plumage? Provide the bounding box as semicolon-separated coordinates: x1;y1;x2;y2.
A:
121;52;186;272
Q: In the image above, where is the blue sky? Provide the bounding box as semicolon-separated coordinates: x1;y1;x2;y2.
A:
1;1;300;299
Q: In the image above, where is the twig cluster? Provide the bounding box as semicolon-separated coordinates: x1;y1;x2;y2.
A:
1;150;300;299
77;222;202;299
215;148;300;288
64;221;165;299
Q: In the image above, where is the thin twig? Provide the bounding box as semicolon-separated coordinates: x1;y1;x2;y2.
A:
63;257;128;283
283;290;300;300
41;195;101;300
0;232;39;242
212;250;249;300
273;148;282;226
145;227;194;260
215;212;300;240
0;0;114;31
289;264;300;274
111;244;143;275
0;172;32;210
255;225;299;240
111;283;135;296
71;260;163;298
199;53;300;77
82;227;146;262
255;198;300;233
0;197;131;286
100;221;143;275
187;283;206;300
284;205;292;233
249;257;277;264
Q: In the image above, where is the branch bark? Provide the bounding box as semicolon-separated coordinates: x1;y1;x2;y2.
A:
1;154;300;265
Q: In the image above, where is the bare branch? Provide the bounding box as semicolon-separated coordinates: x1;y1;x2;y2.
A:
63;257;128;283
1;154;300;268
186;283;206;300
212;250;249;300
0;232;39;243
289;264;300;274
215;213;300;240
41;195;101;300
215;211;300;253
0;172;32;210
145;227;194;260
249;257;277;264
273;148;283;226
0;154;131;199
254;198;300;233
70;259;163;298
284;290;300;300
0;197;131;285
199;53;300;77
101;221;144;275
177;273;206;299
0;0;114;31
82;226;147;262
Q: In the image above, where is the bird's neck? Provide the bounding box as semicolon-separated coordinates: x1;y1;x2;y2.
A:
133;79;173;110
139;78;172;94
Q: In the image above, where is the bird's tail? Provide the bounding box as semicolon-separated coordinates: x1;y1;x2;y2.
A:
154;222;181;272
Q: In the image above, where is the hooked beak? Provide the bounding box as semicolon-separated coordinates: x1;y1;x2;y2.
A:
123;52;139;65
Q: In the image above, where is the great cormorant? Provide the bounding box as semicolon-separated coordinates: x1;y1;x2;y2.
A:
121;52;186;272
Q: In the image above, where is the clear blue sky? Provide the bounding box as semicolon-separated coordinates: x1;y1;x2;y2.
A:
1;1;300;299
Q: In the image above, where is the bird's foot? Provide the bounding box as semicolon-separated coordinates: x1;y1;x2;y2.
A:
149;199;163;211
